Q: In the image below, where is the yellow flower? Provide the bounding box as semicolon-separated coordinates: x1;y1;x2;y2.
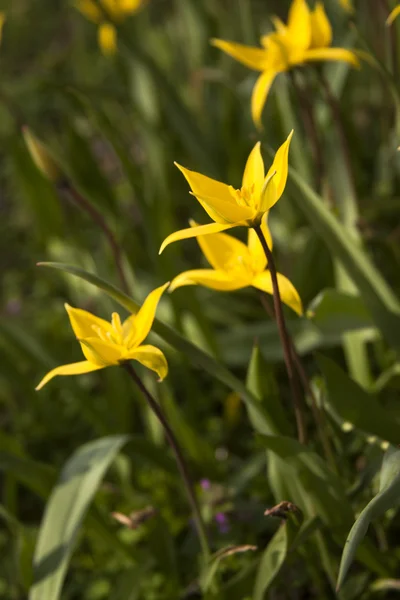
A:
36;283;169;390
75;0;144;55
212;0;359;128
169;218;303;316
159;133;293;254
338;0;354;13
387;5;400;25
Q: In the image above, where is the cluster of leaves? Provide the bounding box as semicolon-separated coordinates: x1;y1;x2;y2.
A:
2;0;400;599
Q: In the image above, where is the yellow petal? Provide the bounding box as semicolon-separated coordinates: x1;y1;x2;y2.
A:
303;47;360;68
271;16;287;35
193;191;255;224
287;0;312;51
339;0;354;14
252;271;303;316
264;130;293;208
169;269;248;292
196;226;249;271
98;23;117;55
0;13;6;44
124;282;169;347
247;215;272;272
119;0;143;14
310;2;332;48
127;345;168;381
80;337;122;365
75;0;102;22
159;222;236;254
251;70;280;129
387;5;400;25
211;38;268;70
242;142;265;197
65;304;112;340
35;361;104;390
175;162;236;206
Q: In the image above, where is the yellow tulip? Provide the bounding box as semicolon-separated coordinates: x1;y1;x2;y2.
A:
159;133;292;254
75;0;144;55
169;218;303;316
387;5;400;25
212;0;359;128
36;283;169;390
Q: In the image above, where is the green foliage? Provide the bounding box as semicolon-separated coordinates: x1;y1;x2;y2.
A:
2;1;400;599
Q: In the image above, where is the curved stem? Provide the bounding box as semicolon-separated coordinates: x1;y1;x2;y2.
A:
63;184;130;295
123;362;211;560
253;225;307;444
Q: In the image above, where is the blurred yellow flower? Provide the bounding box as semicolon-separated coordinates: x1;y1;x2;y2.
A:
212;0;359;128
75;0;145;55
159;133;292;253
36;283;169;389
338;0;353;13
387;5;400;25
169;218;303;315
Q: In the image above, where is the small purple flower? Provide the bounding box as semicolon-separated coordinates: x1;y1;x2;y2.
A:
215;512;230;534
200;479;211;491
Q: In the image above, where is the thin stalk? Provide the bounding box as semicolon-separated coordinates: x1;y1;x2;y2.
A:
123;362;211;560
253;225;307;444
62;183;130;295
258;293;337;473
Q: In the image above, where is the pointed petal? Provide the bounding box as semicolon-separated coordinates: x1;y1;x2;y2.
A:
159;222;236;254
170;269;249;292
36;361;104;390
252;271;303;315
287;0;312;51
271;16;287;35
387;5;400;25
98;23;118;55
65;304;112;339
196;227;249;271
247;215;272;271
211;38;267;70
251;70;280;129
193;192;254;224
310;2;332;48
127;345;168;381
265;130;293;207
242;142;265;197
80;337;122;365
303;47;360;68
175;162;235;204
74;0;102;22
124;282;169;347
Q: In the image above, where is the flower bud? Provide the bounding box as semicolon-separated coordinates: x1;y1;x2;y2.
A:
22;127;64;184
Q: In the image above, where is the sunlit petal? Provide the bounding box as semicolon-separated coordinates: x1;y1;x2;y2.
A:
195;223;249;271
387;5;400;25
310;2;332;48
303;47;360;68
252;271;303;316
170;269;249;292
211;38;268;70
271;16;287;35
251;70;280;129
242;142;265;197
287;0;312;51
159;222;236;254
80;337;122;365
127;345;168;381
175;162;236;206
264;129;293;208
98;22;117;55
75;0;102;22
65;304;112;339
193;191;255;224
123;282;169;348
247;214;272;272
120;0;143;14
36;361;104;390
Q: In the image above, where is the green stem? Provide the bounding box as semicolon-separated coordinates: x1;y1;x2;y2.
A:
123;362;211;560
253;225;307;444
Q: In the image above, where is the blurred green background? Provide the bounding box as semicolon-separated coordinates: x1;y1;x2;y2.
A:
3;0;400;598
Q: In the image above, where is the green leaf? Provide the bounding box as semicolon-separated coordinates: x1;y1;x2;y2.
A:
29;435;128;600
307;289;374;336
38;262;275;435
337;445;400;590
286;163;400;350
253;523;289;600
318;355;400;445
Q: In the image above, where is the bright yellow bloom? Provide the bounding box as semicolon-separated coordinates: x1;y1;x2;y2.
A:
36;283;169;390
159;133;292;254
75;0;144;55
169;218;303;316
387;5;400;25
212;0;359;128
